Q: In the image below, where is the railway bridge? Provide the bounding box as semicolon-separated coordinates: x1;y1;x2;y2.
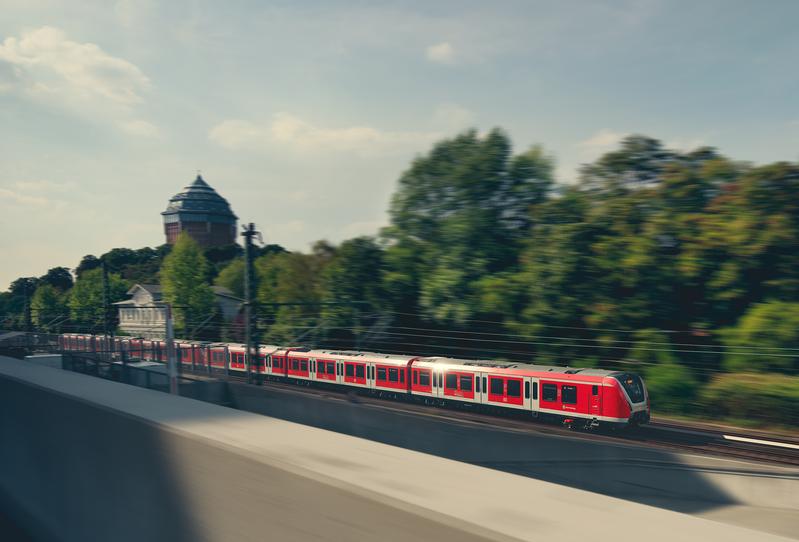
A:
0;355;797;541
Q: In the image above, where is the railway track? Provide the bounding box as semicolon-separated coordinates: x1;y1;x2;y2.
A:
39;346;799;468
185;367;799;468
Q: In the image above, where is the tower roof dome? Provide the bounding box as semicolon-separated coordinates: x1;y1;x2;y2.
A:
162;174;237;220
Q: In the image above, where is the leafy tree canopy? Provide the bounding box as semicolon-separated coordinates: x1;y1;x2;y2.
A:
160;233;215;338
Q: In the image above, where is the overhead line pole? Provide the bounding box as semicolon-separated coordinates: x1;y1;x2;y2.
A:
101;259;115;361
242;223;260;385
166;304;178;394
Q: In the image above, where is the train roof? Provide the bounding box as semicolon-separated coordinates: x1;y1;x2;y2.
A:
307;349;417;363
416;356;620;377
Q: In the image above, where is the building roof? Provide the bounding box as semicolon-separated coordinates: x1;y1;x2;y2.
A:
118;284;243;305
162;174;238;221
134;284;162;294
211;285;243;301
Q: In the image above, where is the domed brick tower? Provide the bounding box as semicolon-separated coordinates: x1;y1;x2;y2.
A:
162;174;237;247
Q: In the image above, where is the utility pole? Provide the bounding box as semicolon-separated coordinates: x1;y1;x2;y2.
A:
101;259;113;360
242;223;260;384
23;279;32;333
166;305;178;394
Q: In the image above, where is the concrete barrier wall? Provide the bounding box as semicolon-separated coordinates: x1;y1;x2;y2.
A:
0;357;793;542
227;382;799;513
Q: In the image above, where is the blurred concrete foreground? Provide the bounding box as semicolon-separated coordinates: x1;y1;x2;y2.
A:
0;357;791;542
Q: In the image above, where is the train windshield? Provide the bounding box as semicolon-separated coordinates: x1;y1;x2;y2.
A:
614;373;645;403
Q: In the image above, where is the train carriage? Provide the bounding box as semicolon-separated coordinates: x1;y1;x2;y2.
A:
56;331;650;428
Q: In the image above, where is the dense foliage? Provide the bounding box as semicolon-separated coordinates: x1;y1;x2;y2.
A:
160;233;216;338
2;130;798;425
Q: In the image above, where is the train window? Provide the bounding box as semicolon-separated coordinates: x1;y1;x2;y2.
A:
446;373;457;389
439;373;443;388
356;365;365;378
292;360;299;371
377;367;387;381
346;364;355;377
490;378;504;395
533;382;538;400
525;381;530;399
476;375;481;393
300;360;308;372
419;371;430;387
592;385;598;396
318;362;326;374
542;383;557;402
483;377;487;392
507;379;521;397
388;368;399;382
459;375;472;392
413;371;418;385
562;385;577;404
400;370;404;383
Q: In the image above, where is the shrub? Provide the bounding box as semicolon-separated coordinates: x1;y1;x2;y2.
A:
723;301;799;374
645;362;698;414
697;372;799;426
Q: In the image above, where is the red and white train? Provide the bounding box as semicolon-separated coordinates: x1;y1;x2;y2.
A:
58;333;651;428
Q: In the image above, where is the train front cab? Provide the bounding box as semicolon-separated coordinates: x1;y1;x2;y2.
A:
600;372;650;428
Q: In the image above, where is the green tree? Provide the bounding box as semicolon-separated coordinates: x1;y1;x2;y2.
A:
579;135;676;196
386;128;554;325
68;268;129;330
723;301;799;374
256;251;325;344
75;255;102;279
31;284;67;332
159;233;215;338
320;237;385;346
214;258;245;298
39;266;74;291
645;361;699;414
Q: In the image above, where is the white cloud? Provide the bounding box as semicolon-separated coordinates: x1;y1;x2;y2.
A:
0;26;158;137
578;129;627;154
0;179;77;209
0;26;150;106
433;103;475;131
0;188;64;207
0;188;51;207
13;180;77;193
426;42;455;64
209;113;439;154
208;119;267;151
119;119;161;138
665;137;706;152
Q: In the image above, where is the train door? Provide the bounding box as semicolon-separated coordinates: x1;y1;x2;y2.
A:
589;383;601;416
529;377;540;414
431;369;443;399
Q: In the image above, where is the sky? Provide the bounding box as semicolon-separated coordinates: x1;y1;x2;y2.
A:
1;0;798;290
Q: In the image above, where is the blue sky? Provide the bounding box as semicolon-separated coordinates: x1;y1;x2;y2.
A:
1;0;797;290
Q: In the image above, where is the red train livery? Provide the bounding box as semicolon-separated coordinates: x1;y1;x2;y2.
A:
58;333;650;429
